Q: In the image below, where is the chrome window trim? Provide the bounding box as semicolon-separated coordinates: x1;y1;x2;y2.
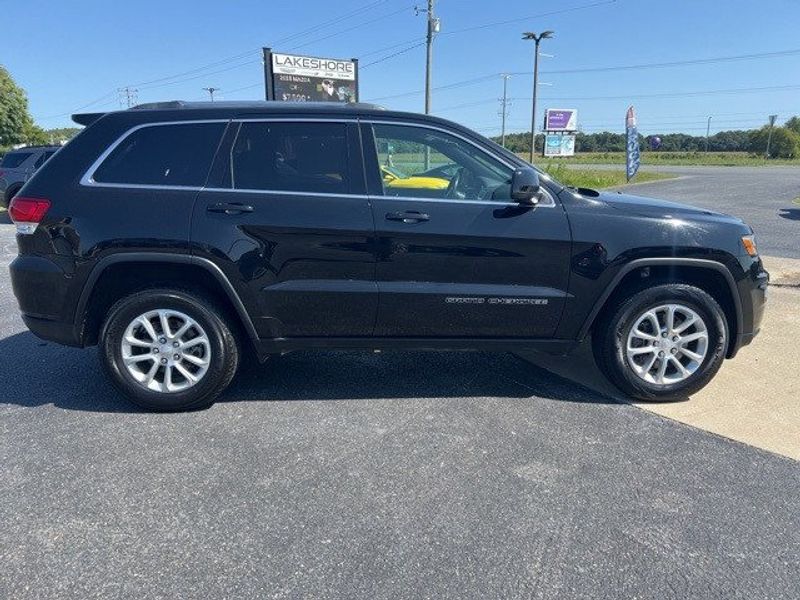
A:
78;115;555;207
80;119;230;188
364;119;556;208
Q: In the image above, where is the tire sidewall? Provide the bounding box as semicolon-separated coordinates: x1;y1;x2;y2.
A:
101;290;234;411
608;285;728;400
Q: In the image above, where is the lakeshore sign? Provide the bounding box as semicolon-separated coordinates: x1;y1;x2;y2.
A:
263;48;359;103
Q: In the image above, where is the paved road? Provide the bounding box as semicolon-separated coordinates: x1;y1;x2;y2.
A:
1;222;799;599
603;165;800;259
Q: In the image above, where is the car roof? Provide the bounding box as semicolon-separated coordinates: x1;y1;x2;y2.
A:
6;145;60;153
72;100;471;132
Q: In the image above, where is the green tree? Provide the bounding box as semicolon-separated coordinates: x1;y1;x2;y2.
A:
785;116;800;136
0;65;40;148
749;126;800;159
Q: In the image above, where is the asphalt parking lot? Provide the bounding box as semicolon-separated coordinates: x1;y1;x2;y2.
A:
608;165;800;259
2;164;800;599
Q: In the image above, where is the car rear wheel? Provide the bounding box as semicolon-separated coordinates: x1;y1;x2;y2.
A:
593;283;728;401
100;289;239;411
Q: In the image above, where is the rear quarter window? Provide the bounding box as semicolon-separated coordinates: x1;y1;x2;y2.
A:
91;122;226;187
1;152;33;168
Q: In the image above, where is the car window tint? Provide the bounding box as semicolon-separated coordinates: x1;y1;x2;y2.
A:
230;122;350;194
1;152;32;168
92;123;225;186
372;124;513;202
34;151;55;168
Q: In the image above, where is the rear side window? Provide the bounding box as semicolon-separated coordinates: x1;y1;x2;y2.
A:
34;151;56;169
92;122;225;186
1;152;32;168
230;122;350;194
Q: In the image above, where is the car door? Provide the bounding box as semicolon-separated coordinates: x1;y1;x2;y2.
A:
191;118;377;339
362;120;572;338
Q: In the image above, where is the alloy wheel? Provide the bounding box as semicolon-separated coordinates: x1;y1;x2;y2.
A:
120;309;211;393
625;303;709;386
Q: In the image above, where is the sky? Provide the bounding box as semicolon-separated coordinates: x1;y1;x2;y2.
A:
3;0;800;136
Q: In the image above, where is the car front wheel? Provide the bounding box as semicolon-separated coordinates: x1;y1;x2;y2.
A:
100;289;239;411
593;283;728;401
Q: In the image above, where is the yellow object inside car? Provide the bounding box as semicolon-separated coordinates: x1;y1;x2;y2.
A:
381;165;450;191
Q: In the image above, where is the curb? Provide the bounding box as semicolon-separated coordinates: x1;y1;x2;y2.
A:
762;255;800;287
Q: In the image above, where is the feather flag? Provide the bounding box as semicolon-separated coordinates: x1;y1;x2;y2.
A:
625;106;640;182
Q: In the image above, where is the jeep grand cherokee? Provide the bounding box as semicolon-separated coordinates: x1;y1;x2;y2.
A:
8;101;768;411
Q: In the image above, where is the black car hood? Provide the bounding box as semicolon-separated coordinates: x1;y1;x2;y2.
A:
596;190;741;223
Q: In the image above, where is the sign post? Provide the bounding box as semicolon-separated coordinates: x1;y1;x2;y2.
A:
542;108;578;158
263;48;359;103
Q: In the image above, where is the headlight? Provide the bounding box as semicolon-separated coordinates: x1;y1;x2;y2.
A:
741;234;758;257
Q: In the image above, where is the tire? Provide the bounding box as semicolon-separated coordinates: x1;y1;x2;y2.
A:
100;288;240;411
592;283;728;401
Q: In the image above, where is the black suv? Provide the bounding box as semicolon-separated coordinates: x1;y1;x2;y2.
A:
9;101;768;411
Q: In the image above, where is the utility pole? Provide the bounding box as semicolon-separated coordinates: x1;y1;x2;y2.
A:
523;31;554;163
417;1;439;168
202;87;220;102
705;116;712;152
765;114;778;158
423;0;439;115
117;87;138;108
499;74;511;147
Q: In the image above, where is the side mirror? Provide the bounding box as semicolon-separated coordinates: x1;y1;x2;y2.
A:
510;167;542;205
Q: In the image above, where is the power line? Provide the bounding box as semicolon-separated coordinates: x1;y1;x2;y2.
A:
440;0;616;36
366;48;800;102
361;41;427;68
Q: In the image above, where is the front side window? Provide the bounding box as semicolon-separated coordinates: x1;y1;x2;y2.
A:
1;152;32;168
92;122;225;186
230;122;350;194
372;123;514;201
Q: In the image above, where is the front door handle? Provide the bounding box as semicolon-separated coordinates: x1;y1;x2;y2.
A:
207;202;254;215
385;211;430;223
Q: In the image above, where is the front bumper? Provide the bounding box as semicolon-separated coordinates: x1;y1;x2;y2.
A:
727;256;768;358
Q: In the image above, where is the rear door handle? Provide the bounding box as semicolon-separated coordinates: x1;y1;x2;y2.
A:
207;202;254;215
385;211;430;223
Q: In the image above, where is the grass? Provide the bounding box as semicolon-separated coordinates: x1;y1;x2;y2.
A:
532;151;800;167
543;162;675;189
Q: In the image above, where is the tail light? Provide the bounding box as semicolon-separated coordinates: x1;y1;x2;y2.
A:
8;196;51;235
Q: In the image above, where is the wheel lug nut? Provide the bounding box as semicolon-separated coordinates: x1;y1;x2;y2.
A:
159;337;166;344
173;341;179;347
160;357;168;364
173;354;181;360
658;351;665;358
661;332;668;338
672;336;679;342
670;348;677;354
153;348;159;353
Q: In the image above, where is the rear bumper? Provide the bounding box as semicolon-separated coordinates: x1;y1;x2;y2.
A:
10;254;83;347
21;314;83;347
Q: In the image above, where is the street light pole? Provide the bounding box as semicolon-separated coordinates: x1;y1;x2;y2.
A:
202;87;220;102
765;114;778;159
705;116;712;152
523;31;553;163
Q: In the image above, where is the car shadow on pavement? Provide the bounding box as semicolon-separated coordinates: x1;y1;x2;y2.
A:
0;210;10;225
0;331;621;413
778;207;800;220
